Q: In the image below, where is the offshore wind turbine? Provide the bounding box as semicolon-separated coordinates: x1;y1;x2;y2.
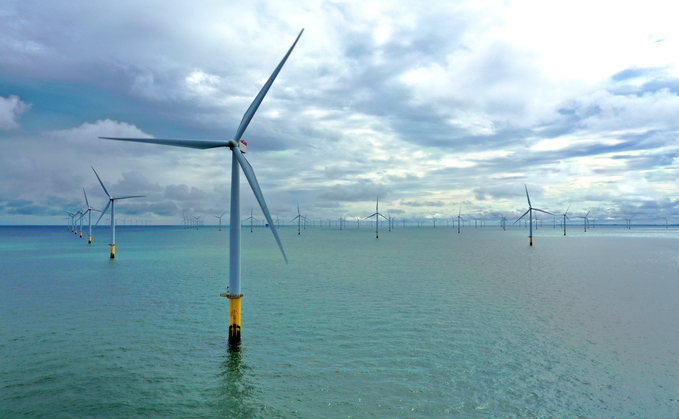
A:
244;208;255;233
65;211;75;233
513;184;555;246
99;30;300;345
83;187;100;244
291;204;304;235
364;196;388;238
214;212;227;231
91;167;145;258
456;208;464;233
579;210;590;232
562;204;571;236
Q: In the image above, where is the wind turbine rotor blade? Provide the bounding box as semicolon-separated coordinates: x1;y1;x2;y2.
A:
100;137;231;149
91;166;111;198
565;203;571;215
525;184;532;207
514;209;530;224
586;210;591;217
534;208;556;216
94;200;111;226
233;29;304;144
113;195;146;200
83;188;90;208
233;150;287;263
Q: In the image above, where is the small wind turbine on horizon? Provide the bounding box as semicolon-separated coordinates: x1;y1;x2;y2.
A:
214;212;227;231
513;185;555;246
83;187;101;244
456;208;464;233
562;204;571;236
98;30;300;345
91;166;145;259
245;208;255;233
578;210;591;232
364;196;388;239
291;204;304;235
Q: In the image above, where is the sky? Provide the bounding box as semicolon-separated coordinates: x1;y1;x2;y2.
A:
1;0;679;226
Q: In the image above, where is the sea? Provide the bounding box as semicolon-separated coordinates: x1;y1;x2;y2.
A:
1;224;678;418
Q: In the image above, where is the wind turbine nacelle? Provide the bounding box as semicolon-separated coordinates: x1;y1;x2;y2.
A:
238;140;247;154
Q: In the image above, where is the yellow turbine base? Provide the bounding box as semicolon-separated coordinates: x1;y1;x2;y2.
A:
110;244;115;259
564;230;566;236
80;231;82;238
88;235;92;244
228;295;242;344
376;231;379;239
530;236;533;246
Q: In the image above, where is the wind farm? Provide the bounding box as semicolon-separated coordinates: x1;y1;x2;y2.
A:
4;6;679;419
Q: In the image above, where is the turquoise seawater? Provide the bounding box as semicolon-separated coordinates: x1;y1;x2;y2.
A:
1;225;678;417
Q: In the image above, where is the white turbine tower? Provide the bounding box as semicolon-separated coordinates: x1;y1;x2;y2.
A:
98;30;301;345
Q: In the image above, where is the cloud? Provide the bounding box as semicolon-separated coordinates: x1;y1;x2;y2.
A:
2;1;679;224
0;95;29;130
317;180;390;202
49;119;152;146
400;200;445;207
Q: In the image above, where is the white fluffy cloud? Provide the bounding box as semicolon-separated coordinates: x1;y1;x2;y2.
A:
0;95;29;130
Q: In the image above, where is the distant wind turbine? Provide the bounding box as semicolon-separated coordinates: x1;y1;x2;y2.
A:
578;210;590;232
83;187;101;244
98;30;300;345
513;185;555;246
456;208;464;233
562;204;571;236
214;212;227;231
291;204;304;235
91;166;145;258
244;208;255;233
364;196;388;238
